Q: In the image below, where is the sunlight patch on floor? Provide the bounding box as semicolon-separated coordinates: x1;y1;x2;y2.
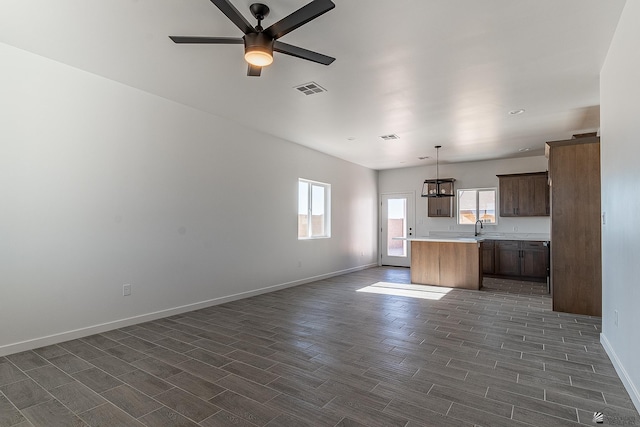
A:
356;281;452;301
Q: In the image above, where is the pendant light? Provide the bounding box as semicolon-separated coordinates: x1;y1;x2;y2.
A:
421;145;455;197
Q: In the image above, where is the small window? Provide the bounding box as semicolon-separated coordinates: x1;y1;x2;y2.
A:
298;178;331;239
457;188;497;224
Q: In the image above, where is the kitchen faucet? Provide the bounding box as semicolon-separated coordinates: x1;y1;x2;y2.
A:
475;219;483;236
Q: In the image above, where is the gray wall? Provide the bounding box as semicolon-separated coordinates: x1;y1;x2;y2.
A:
600;1;640;413
0;42;378;355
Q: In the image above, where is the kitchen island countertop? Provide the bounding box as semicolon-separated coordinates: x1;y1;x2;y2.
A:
396;237;483;244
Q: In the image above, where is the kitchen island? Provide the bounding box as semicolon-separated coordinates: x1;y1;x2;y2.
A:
405;237;484;290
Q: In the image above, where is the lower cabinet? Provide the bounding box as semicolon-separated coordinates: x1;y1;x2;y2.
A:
482;240;495;275
520;241;548;278
495;241;521;276
411;241;482;289
488;240;548;281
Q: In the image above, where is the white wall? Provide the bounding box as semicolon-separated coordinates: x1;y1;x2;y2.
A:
0;43;378;355
379;156;550;237
600;1;640;412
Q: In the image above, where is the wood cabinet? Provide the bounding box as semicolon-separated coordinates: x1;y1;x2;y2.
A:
521;241;548;278
411;240;483;290
427;181;454;217
495;240;521;276
546;136;601;316
482;240;495;275
497;172;549;217
412;238;547;288
491;240;548;281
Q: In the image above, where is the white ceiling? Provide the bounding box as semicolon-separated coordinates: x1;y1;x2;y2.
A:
0;0;625;170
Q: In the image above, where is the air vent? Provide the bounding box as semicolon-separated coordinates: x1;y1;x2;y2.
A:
380;134;399;141
294;82;327;96
418;156;431;160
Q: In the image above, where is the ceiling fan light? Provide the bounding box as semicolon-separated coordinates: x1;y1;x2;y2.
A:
245;49;273;66
244;32;274;67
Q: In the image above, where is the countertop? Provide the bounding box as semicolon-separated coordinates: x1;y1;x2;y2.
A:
398;237;483;244
398;232;550;243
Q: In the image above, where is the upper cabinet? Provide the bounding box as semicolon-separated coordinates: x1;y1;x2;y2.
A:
426;181;454;217
497;172;549;217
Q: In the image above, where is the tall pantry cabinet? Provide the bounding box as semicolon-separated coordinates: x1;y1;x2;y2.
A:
545;136;601;316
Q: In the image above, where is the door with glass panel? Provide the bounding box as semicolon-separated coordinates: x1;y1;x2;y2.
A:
380;193;415;267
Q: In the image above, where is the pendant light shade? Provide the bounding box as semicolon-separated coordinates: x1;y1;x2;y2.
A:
421;145;455;197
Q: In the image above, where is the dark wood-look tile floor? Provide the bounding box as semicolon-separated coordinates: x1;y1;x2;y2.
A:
1;267;638;426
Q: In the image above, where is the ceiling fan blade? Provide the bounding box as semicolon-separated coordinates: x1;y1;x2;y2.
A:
209;0;255;34
169;36;244;44
274;41;335;65
264;0;335;40
247;64;262;77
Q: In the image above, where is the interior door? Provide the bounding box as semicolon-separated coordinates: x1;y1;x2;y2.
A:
380;192;415;267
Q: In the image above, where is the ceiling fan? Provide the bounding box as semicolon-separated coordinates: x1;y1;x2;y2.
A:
170;0;336;77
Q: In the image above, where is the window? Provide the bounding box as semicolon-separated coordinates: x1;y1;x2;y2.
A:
386;198;407;257
457;188;497;224
298;178;331;239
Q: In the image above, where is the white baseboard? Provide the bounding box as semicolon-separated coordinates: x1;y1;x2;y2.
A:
0;263;377;357
601;333;640;414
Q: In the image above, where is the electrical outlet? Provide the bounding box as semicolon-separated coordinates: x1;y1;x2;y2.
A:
513;226;518;232
448;225;454;231
614;310;618;326
602;212;606;226
123;284;131;296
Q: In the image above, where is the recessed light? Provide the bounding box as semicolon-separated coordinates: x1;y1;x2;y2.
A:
518;147;531;152
509;109;525;115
